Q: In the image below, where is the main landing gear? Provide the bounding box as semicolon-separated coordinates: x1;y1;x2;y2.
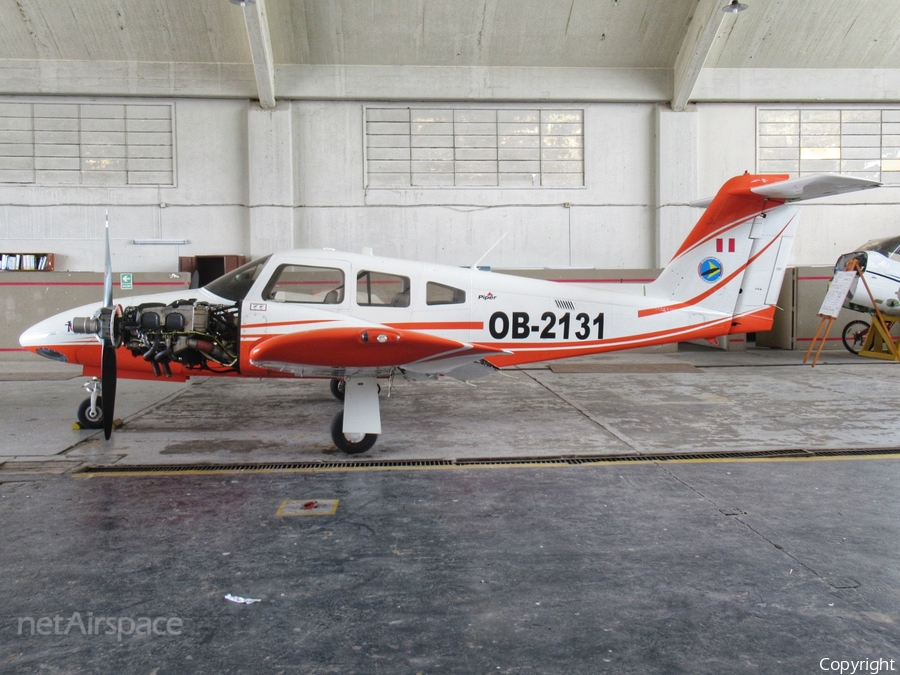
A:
328;377;382;455
330;411;378;454
329;378;346;401
329;378;380;402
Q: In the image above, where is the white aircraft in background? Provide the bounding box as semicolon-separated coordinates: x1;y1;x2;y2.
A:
834;236;900;353
20;172;879;453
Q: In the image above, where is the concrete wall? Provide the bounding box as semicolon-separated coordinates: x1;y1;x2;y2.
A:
0;98;249;274
0;271;191;360
292;101;656;269
0;95;897;277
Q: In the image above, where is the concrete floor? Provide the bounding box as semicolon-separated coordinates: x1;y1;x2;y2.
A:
1;346;899;673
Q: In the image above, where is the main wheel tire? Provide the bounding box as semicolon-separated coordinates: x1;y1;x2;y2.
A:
842;320;870;354
77;396;104;429
330;411;377;455
329;378;346;401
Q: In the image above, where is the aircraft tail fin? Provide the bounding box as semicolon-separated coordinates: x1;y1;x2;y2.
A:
642;173;879;333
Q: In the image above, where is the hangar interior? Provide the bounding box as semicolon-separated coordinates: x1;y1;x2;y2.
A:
3;2;900;673
1;0;899;276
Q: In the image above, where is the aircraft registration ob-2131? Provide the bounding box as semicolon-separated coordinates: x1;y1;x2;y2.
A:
20;173;880;454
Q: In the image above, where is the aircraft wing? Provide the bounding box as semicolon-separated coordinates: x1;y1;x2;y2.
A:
248;325;511;379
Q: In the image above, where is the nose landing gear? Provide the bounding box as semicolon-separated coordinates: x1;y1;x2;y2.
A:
76;378;104;429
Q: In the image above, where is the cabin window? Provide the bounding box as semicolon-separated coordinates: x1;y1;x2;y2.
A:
356;271;410;307
264;265;345;304
426;282;466;305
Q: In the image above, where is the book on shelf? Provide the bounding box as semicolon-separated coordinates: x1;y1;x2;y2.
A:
0;254;52;270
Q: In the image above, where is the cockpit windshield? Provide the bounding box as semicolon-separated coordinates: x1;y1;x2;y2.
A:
204;255;271;302
859;236;900;258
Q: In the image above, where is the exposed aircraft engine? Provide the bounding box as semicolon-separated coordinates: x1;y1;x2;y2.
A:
73;300;240;377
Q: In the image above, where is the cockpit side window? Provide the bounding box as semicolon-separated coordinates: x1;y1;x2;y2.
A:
263;265;345;304
426;282;466;305
356;271;410;307
204;255;271;302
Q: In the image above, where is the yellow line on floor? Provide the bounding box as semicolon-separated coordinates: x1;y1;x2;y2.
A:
71;452;900;477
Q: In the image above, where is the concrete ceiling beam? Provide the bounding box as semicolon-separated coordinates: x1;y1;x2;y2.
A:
240;0;276;108
671;0;728;112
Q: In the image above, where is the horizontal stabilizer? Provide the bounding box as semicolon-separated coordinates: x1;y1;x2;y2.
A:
689;173;879;209
750;174;880;201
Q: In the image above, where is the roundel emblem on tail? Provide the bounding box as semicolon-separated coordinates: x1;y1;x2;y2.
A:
699;257;723;283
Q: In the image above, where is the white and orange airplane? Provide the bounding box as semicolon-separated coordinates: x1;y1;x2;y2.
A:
19;172;879;453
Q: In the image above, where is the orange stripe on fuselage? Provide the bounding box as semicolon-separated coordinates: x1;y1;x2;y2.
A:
482;306;774;367
384;321;483;331
728;305;776;334
241;319;336;330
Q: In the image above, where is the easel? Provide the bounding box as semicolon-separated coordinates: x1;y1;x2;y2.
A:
804;259;900;366
804;315;837;367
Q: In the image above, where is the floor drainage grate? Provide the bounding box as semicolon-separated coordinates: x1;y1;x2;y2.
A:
72;447;900;476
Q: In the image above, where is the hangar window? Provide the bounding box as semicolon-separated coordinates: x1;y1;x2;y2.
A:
357;271;410;307
758;107;900;184
264;265;345;304
0;101;175;186
426;282;466;305
365;107;583;188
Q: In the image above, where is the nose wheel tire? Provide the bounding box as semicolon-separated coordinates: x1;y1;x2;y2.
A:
77;396;104;429
330;411;377;455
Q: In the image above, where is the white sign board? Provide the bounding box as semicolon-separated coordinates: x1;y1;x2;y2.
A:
817;271;857;318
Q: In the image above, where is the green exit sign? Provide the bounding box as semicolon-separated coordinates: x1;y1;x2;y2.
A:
120;273;133;290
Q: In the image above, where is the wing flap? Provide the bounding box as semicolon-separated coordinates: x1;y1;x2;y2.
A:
249;326;509;371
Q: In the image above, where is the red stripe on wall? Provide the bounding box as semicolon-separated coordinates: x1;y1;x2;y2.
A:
0;281;187;287
551;278;656;284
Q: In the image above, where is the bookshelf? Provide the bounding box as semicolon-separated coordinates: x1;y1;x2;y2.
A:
0;253;55;271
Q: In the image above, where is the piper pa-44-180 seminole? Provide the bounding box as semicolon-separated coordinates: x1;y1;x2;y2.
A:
19;172;880;454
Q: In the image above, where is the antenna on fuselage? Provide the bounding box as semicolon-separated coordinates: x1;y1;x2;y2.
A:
470;231;509;270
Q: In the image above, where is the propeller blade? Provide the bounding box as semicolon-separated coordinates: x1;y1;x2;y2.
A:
103;211;113;308
101;337;117;440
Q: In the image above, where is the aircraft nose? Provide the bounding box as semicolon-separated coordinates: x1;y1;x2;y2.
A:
19;314;73;361
21;316;56;346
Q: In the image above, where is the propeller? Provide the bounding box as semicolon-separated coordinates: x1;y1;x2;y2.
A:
72;212;119;439
100;212;117;440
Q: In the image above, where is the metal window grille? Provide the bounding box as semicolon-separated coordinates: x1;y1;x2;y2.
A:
0;101;175;186
758;107;900;184
365;107;584;188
